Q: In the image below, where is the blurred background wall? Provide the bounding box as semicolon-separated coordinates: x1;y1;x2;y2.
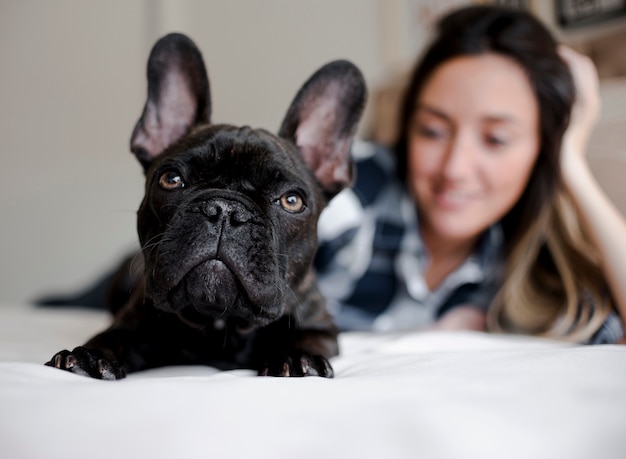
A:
1;0;625;304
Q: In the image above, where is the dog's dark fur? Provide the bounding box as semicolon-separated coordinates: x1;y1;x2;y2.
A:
45;33;366;379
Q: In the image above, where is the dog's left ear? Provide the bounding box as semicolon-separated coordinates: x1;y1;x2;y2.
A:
278;60;367;198
130;33;211;171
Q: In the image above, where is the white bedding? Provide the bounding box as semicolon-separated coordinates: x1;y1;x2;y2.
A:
1;304;625;459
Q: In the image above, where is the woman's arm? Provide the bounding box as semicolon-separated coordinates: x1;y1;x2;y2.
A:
559;46;626;320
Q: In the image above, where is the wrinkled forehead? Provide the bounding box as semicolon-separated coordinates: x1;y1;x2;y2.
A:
150;124;312;186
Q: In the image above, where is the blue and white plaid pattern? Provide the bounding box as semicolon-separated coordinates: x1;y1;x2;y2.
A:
315;141;623;343
590;310;624;344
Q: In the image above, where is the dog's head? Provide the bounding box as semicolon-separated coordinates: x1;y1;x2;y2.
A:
129;33;366;328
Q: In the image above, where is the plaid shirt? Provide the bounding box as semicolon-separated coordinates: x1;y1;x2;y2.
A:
315;141;503;331
315;141;623;343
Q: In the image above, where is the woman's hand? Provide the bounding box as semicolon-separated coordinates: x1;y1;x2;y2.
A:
558;46;601;167
431;306;486;331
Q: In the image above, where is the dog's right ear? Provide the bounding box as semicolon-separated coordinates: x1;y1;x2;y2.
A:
130;33;211;172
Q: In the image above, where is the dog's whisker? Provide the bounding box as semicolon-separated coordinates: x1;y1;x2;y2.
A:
129;252;144;277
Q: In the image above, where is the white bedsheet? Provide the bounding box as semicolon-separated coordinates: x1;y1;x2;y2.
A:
1;304;625;459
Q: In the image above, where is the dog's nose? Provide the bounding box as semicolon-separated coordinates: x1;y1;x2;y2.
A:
204;199;251;227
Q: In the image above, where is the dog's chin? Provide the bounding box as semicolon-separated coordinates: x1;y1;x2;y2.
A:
152;259;283;327
176;306;261;333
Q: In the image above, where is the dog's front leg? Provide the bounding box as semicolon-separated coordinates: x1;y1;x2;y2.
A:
252;314;339;378
45;297;171;380
45;326;139;380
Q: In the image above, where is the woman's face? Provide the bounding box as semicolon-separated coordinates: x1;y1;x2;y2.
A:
408;53;540;245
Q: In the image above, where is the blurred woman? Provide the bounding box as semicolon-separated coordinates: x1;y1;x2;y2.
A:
316;5;625;343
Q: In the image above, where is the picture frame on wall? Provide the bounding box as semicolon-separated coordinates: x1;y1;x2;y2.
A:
490;0;530;8
557;0;626;28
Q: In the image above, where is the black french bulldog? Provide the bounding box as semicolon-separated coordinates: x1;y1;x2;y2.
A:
45;33;366;379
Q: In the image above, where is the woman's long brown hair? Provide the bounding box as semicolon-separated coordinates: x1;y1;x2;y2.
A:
394;5;612;341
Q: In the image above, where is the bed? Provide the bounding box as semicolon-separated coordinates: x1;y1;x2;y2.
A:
1;303;625;459
3;63;626;459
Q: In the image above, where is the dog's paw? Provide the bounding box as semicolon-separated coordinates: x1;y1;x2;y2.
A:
45;347;126;380
258;352;334;378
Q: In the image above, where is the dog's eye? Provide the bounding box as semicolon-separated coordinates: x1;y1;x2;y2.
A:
158;171;185;191
277;191;305;213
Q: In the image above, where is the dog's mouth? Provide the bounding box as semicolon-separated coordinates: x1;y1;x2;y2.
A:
158;256;283;326
169;257;240;311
